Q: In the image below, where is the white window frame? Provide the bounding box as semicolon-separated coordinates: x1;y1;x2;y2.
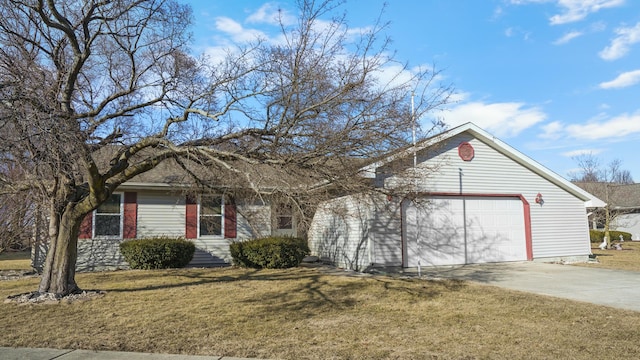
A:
276;203;294;230
197;194;225;238
92;192;124;239
273;202;296;236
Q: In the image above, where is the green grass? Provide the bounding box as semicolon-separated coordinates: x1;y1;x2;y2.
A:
1;266;640;359
0;251;31;270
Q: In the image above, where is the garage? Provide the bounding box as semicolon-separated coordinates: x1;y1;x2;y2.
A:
309;123;604;271
403;195;529;266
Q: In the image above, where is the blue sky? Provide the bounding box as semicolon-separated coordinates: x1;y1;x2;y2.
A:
186;0;640;181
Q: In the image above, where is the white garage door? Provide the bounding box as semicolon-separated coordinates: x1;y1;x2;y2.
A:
404;196;527;267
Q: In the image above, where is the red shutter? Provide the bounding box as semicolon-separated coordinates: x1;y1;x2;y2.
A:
123;192;137;239
224;198;237;239
79;214;92;239
185;195;198;239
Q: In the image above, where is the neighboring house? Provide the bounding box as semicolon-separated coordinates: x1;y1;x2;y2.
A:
32;160;304;271
574;182;640;241
308;123;605;271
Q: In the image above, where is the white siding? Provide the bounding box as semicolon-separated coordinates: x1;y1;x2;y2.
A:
308;193;403;270
236;199;271;239
137;191;186;238
613;213;640;241
382;134;591;261
370;197;404;267
308;195;373;270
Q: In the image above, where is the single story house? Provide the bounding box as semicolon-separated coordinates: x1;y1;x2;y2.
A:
32;160;304;271
33;122;605;272
574;182;640;240
308;122;605;270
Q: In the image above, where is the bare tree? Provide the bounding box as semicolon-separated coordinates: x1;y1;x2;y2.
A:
571;153;634;247
0;0;451;296
0;164;35;253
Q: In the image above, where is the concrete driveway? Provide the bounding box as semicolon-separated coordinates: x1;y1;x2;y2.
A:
415;262;640;312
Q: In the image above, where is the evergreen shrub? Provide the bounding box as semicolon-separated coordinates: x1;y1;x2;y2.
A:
120;236;195;269
230;236;309;269
589;229;632;243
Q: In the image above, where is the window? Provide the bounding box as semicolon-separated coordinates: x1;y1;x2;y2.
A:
94;193;122;237
199;195;223;236
276;204;293;230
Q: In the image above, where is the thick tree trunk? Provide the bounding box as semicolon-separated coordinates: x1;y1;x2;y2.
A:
37;207;83;296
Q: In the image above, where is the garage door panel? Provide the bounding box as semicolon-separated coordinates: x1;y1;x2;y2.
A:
405;198;465;266
404;196;527;266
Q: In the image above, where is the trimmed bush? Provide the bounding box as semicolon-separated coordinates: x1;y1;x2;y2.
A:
230;237;309;269
589;229;632;243
589;229;604;243
120;237;195;269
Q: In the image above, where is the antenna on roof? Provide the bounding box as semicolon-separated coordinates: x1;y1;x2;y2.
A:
411;91;421;277
412;92;416;169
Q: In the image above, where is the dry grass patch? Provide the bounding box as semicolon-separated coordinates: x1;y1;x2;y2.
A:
575;241;640;272
1;266;640;359
0;251;31;271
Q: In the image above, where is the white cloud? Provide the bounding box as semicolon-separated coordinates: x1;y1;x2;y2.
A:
505;27;515;37
561;148;603;157
565;112;640;140
492;6;505;20
510;0;624;25
553;31;583;45
599;22;640;60
590;21;607;32
215;17;266;43
203;45;232;65
371;62;446;93
540;121;564;139
443;101;547;137
599;69;640;89
550;0;624;25
504;27;532;40
449;91;470;103
371;63;414;89
246;3;295;26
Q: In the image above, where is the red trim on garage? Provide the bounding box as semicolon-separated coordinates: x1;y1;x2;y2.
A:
520;196;533;260
123;192;137;239
403;192;534;263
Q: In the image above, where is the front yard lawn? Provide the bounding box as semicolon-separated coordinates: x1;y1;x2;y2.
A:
576;240;640;271
0;251;31;271
1;266;640;359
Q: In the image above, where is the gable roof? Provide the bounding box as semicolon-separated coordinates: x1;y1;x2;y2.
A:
361;122;606;207
574;182;640;209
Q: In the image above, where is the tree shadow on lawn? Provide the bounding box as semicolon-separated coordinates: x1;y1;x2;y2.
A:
97;266;469;312
96;267;263;293
232;270;469;314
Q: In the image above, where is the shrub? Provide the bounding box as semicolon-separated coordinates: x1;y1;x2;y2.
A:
120;236;195;269
230;237;309;269
589;229;632;243
589;230;604;243
610;230;632;242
